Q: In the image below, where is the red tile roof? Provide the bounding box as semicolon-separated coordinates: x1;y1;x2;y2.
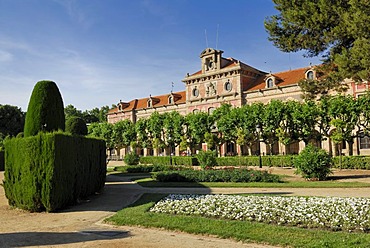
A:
108;91;186;114
246;67;309;91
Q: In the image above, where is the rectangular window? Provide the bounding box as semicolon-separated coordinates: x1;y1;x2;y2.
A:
360;135;370;149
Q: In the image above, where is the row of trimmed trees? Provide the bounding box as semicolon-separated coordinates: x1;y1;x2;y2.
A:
88;93;370;156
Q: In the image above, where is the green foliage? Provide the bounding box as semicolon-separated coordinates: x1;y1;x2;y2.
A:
24;81;65;137
294;145;332;180
65;116;88;135
332;156;370;170
215;155;296;167
185;112;213;150
113;120;136;149
139;156;198;166
0;150;4;171
152;169;281;183
65;104;110;123
88;122;114;148
0;104;25;137
196;150;217;170
265;0;370;94
124;152;140;165
3;133;106;212
116;164;191;173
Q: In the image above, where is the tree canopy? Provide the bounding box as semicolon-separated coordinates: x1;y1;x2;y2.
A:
0;104;25;137
265;0;370;97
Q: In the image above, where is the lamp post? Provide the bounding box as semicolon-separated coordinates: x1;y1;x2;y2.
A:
256;124;262;169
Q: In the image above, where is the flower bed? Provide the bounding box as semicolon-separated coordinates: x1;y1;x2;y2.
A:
150;194;370;232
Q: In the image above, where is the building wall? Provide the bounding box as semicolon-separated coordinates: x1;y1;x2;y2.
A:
107;48;370;157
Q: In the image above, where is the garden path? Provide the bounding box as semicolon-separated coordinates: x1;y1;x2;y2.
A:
0;167;369;248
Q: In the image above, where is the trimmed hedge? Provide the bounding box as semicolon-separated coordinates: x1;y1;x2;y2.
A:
3;133;106;212
216;155;296;167
24;81;65;137
332;156;370;170
140;156;198;166
138;155;370;170
0;150;4;171
116;164;192;173
152;169;281;183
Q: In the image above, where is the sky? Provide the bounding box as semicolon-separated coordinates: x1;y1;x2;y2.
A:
0;0;322;112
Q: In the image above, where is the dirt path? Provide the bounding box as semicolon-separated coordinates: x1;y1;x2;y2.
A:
1;168;370;248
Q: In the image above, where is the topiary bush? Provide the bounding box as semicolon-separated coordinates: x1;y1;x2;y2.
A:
24;80;65;137
4;132;106;212
196;150;217;170
124;152;140;165
66;117;88;135
294;144;332;180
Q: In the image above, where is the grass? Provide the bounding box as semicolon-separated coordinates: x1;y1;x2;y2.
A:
106;194;370;248
134;177;370;188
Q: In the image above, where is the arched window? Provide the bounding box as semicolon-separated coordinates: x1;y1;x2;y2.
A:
266;78;274;88
208;107;215;114
192;87;199;97
224;81;232;91
168;96;173;104
193;109;200;113
306;70;314;80
147;99;152;108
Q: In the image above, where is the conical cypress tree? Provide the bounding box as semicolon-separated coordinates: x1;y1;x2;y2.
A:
24;80;65;137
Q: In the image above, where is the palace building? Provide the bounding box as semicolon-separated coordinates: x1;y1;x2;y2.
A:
107;48;370;157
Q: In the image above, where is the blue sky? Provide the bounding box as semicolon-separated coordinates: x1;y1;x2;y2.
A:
0;0;321;111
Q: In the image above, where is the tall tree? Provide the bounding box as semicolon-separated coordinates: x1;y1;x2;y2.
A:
328;95;359;155
0;104;25;137
265;0;370;97
185;112;212;153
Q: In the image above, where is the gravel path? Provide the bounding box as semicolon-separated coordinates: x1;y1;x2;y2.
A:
0;168;369;248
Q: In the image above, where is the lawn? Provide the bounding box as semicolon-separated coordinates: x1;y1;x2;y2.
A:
106;194;370;248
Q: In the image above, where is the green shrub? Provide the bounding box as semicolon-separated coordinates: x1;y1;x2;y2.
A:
140;156;172;165
65;117;88;135
152;169;281;183
124;152;140;165
196;150;217;169
139;156;198;166
3;133;106;212
294;145;332;180
0;150;4;171
215;155;296;167
117;164;191;173
332;156;370;169
24;81;65;137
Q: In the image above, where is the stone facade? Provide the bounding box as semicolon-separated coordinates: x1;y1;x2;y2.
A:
107;48;370;158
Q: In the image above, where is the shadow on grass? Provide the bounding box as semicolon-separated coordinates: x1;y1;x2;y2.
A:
328;174;370;180
0;230;130;247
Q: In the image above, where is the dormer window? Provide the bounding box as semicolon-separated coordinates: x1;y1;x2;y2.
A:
168;96;173;104
306;70;315;80
147;99;152;108
118;104;122;111
266;77;274;88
